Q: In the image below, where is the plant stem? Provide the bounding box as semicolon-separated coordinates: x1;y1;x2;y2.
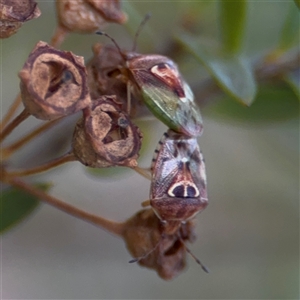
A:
6;152;77;178
131;166;151;180
0;109;30;143
0;94;22;130
7;178;125;236
1;118;62;160
50;26;69;48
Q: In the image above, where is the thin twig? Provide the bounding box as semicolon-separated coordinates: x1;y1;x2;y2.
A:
50;26;69;48
0;93;22;130
6;151;77;178
131;166;151;180
1;118;62;160
7;177;125;236
0;109;30;143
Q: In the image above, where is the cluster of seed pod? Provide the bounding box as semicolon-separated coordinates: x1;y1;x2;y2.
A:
15;1;208;279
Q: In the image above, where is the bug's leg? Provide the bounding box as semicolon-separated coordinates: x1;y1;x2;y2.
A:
177;234;210;273
131;166;151;180
128;234;164;263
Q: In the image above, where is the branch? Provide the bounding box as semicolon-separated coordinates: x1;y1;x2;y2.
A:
0;109;30;143
7;178;125;236
6;152;77;178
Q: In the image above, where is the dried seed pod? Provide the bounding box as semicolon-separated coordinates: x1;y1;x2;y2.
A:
72;95;142;168
86;43;144;117
122;209;197;280
19;41;91;120
0;0;41;38
56;0;127;33
87;43;126;101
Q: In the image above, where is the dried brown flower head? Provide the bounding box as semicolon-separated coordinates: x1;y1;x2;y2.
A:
122;208;197;280
56;0;127;33
87;43;126;100
0;0;41;38
86;43;145;117
19;41;91;120
72;95;142;168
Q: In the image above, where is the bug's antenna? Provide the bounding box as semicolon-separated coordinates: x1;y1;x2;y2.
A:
96;31;126;61
178;235;210;273
128;234;163;263
132;13;152;52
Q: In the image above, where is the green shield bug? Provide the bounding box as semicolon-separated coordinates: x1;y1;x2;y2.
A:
96;32;204;137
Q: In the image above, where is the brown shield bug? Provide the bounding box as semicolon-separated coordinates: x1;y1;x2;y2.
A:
136;129;209;272
149;130;208;222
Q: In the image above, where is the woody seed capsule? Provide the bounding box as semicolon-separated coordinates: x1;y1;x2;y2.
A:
122;209;197;280
72;95;142;168
0;0;41;38
56;0;127;33
19;41;91;120
86;43;145;117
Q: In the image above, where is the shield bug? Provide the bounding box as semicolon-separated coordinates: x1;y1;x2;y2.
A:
96;31;204;137
149;129;208;222
134;129;209;272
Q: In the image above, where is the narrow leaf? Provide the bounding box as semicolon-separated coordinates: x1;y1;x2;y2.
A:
0;183;51;234
219;0;248;54
294;0;300;9
177;34;257;105
284;69;300;99
205;83;299;123
279;3;300;51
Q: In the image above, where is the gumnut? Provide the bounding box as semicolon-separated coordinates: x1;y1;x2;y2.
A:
86;43;143;117
56;0;127;33
0;0;41;38
122;208;197;280
72;95;142;168
19;41;91;120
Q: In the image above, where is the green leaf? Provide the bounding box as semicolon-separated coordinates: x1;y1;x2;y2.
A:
294;0;300;9
177;34;257;105
284;69;300;99
0;183;51;234
278;3;300;51
204;83;299;123
218;0;248;54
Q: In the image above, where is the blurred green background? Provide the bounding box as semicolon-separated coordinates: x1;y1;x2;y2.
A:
1;0;299;299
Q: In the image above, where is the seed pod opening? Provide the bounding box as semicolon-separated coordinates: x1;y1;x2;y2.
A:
19;41;91;120
56;0;127;33
72;95;142;168
0;0;41;38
